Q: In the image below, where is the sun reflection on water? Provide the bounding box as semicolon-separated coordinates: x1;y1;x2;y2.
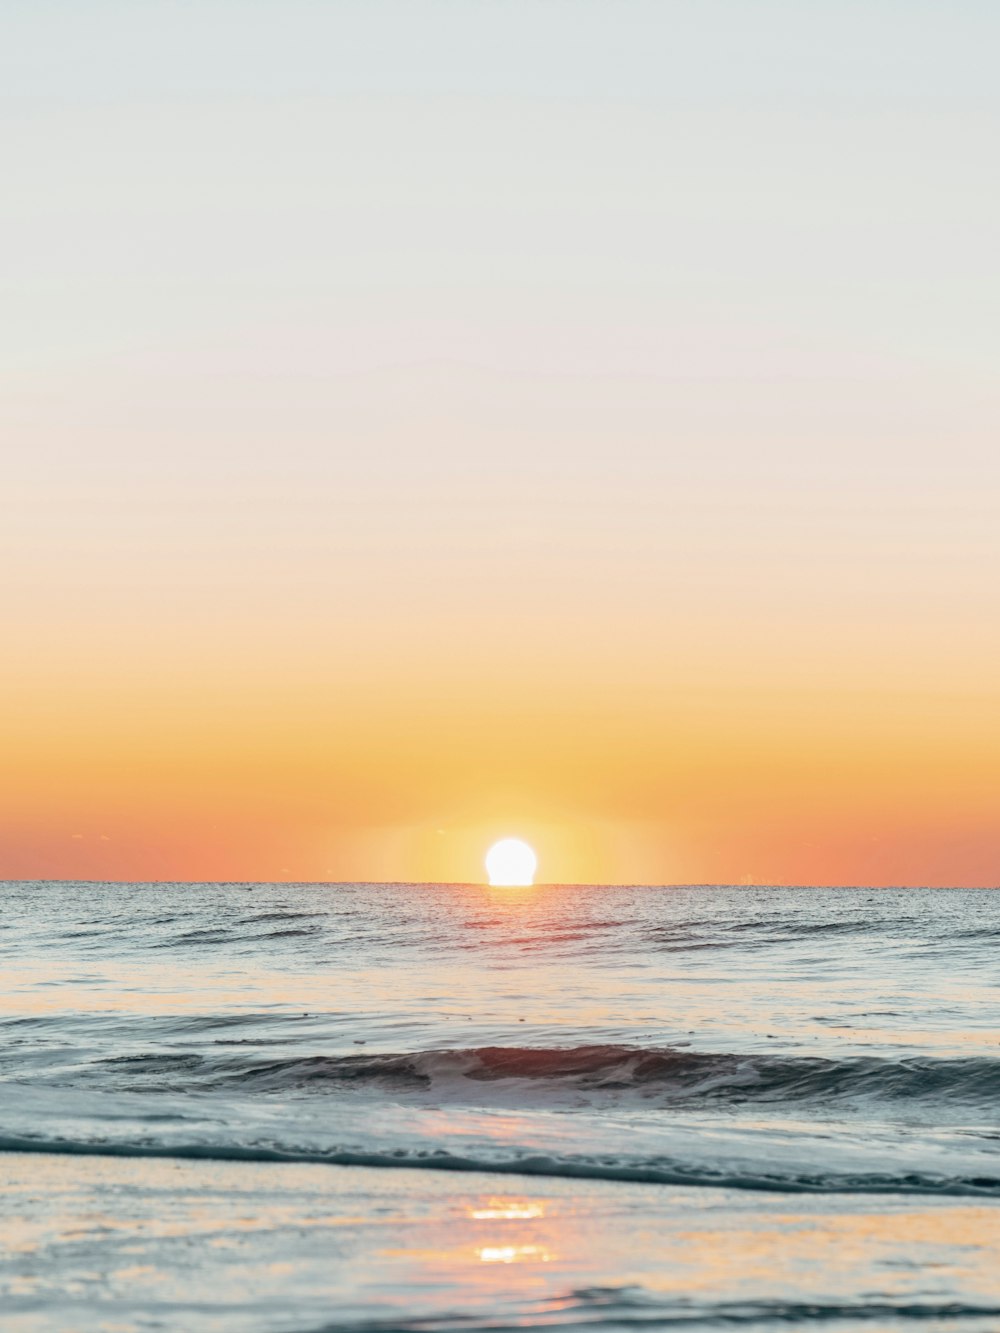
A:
476;1244;551;1264
470;1197;545;1221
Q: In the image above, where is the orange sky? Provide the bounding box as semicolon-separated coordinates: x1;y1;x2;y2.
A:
2;2;999;885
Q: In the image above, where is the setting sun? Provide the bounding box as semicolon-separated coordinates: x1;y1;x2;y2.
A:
485;839;537;887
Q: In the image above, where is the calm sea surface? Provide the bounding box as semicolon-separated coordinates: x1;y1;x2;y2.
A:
4;881;1000;1330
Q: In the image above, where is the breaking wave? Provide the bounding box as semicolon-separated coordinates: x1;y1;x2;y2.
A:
92;1042;1000;1109
3;1129;1000;1198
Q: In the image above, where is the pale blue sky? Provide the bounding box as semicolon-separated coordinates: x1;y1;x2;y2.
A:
5;2;997;479
3;1;998;639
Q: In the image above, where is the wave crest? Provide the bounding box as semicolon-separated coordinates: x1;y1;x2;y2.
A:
188;1043;1000;1107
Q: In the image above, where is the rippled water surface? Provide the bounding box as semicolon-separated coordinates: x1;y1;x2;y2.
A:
4;881;1000;1329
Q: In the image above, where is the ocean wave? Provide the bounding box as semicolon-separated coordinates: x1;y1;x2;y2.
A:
154;928;234;947
314;1301;1000;1332
245;926;319;940
150;1043;1000;1108
314;1295;1000;1332
237;910;324;924
2;1130;1000;1199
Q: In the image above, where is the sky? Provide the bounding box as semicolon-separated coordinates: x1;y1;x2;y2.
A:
2;1;999;885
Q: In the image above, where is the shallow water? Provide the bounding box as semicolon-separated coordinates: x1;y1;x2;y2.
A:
3;881;1000;1326
7;1153;1000;1333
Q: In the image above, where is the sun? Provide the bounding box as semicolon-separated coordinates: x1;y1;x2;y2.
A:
485;838;537;887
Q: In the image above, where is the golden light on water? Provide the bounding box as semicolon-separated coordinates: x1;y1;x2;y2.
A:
484;838;538;886
470;1199;546;1221
476;1245;550;1265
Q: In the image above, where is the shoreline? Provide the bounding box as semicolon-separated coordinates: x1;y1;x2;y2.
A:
6;1151;1000;1332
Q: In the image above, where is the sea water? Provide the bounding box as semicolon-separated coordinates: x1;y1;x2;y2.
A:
3;881;1000;1329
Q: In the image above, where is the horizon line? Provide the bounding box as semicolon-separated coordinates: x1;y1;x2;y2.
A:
2;878;998;891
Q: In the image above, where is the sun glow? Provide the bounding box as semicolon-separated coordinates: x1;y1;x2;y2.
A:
485;838;537;886
476;1244;549;1264
470;1199;546;1220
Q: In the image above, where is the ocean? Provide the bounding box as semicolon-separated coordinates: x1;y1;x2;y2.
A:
3;880;1000;1331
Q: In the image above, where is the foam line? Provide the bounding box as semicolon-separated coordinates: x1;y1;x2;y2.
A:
2;1134;999;1198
